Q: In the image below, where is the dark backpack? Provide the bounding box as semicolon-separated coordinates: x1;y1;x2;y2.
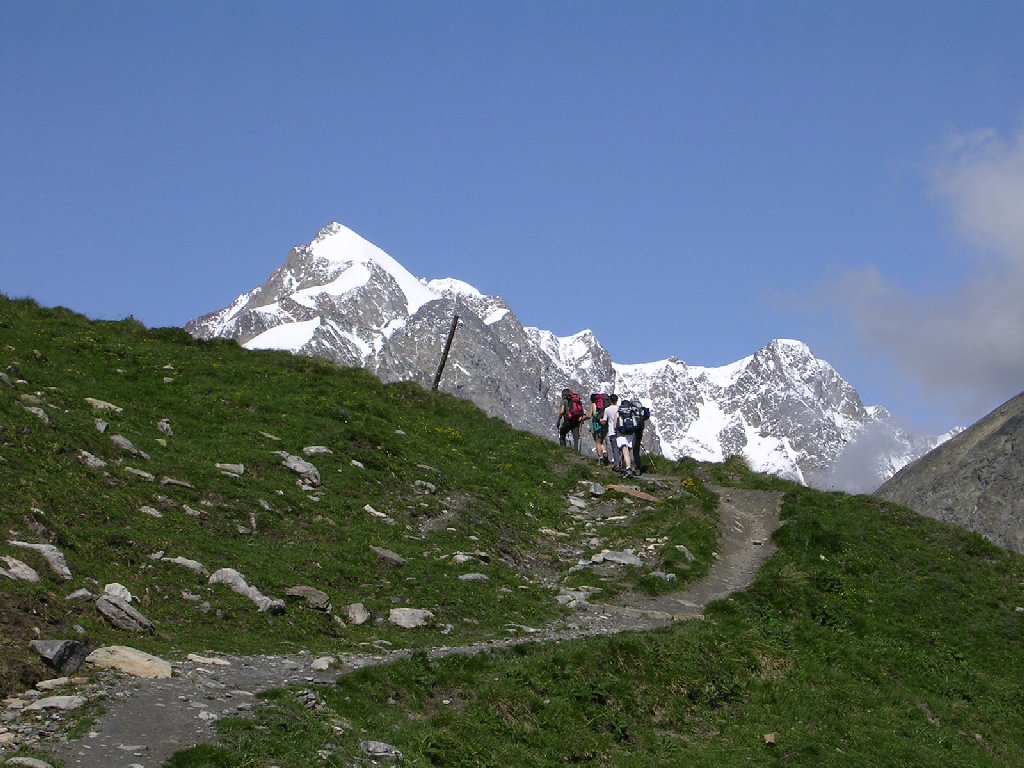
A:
565;391;585;423
634;401;651;423
617;401;638;435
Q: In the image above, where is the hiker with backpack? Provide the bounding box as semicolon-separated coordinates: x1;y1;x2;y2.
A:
611;396;638;478
556;387;585;452
589;392;610;465
601;394;623;473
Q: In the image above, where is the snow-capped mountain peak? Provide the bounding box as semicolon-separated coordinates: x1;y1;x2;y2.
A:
187;222;948;492
304;222;436;315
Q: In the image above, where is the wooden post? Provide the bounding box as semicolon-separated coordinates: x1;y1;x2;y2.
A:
432;313;460;391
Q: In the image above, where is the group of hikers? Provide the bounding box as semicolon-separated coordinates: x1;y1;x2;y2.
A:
556;388;650;479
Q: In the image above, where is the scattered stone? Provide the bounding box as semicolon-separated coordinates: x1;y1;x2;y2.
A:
5;756;57;767
35;676;70;691
370;545;407;567
77;449;107;468
259;431;281;441
186;654;231;666
140;505;163;517
65;588;96;601
1;555;39;582
25;694;86;712
103;582;133;602
86;646;172;678
303;445;333;456
361;741;403;761
592;550;644;566
311;656;335;671
414;480;436;494
96;596;155;632
8;541;71;580
274;453;321;487
0;371;11;387
651;571;678;581
389;608;434;628
216;462;245;476
161;555;209;575
675;544;696;562
22;406;49;424
124;467;156;482
345;603;371;625
208;568;286;614
160;476;194;489
567;496;587;508
29;639;89;675
111;434;149;459
285;585;332;612
350;459;365;469
459;573;489;581
85;397;123;414
157;418;173;436
94;418;109;433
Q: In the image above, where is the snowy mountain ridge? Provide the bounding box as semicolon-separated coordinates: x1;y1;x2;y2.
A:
186;222;948;492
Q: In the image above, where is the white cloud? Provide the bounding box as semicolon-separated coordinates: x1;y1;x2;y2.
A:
825;129;1024;426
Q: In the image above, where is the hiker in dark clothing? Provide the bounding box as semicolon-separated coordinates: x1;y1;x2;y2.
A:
556;388;583;452
632;400;647;474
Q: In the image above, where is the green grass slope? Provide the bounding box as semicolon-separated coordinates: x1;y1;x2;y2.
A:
0;295;715;696
2;296;1023;767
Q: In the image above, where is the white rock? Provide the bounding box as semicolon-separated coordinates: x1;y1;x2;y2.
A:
1;556;40;582
187;654;231;666
103;583;133;603
35;676;71;691
25;694;87;711
162;556;208;575
77;450;107;468
303;445;333;456
8;541;71;580
23;405;49;423
215;462;245;476
388;608;434;629
345;603;371;625
85;397;123;414
208;568;285;614
86;646;172;678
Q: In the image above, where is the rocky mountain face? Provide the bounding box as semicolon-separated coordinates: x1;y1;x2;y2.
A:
875;391;1024;554
187;223;945;491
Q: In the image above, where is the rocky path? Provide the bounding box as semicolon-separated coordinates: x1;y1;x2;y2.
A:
35;485;784;768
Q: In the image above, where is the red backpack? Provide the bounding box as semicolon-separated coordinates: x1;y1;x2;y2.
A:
565;391;585;422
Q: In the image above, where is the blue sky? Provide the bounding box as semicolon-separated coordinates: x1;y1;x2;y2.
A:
3;1;1023;435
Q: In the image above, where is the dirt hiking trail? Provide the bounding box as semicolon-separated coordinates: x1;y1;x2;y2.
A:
40;485;784;768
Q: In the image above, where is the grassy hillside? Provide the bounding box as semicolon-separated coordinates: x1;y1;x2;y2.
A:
0;295;714;690
2;295;1023;767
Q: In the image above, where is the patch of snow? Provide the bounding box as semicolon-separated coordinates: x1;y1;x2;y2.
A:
309;223;437;314
484;308;509;325
244;317;321;352
426;278;483;299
